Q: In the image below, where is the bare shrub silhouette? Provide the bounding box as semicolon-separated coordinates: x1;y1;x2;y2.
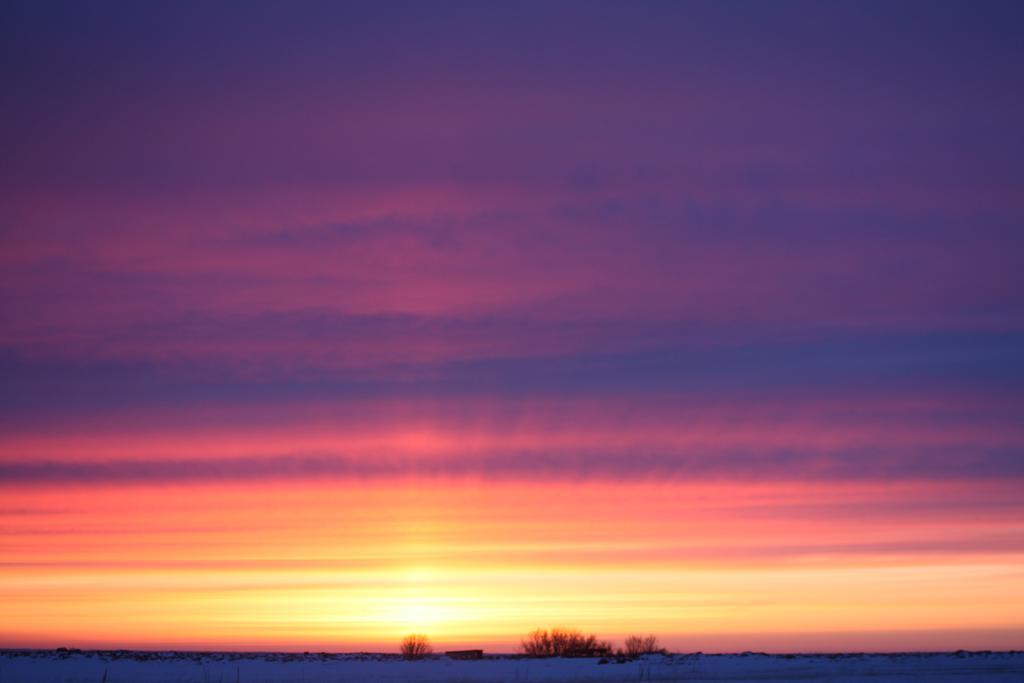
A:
520;627;612;657
400;634;433;659
623;634;664;657
521;628;552;657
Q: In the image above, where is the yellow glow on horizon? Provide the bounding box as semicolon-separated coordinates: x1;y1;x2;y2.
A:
1;478;1022;652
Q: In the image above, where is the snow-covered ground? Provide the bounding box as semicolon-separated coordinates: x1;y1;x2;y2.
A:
1;649;1022;682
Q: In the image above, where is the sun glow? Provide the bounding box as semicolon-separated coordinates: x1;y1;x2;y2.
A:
380;593;463;634
2;478;1023;651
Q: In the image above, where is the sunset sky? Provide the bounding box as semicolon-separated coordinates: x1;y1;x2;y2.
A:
2;1;1023;653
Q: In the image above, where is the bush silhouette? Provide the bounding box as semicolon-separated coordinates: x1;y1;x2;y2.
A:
400;634;432;659
520;627;611;657
623;634;664;657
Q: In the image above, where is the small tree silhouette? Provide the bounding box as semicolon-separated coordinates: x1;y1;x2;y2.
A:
521;628;552;657
624;634;664;657
520;627;611;657
400;633;433;659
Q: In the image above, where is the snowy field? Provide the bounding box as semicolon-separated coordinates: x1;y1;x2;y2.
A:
2;650;1023;683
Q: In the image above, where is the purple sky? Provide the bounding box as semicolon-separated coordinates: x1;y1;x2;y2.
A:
1;1;1023;651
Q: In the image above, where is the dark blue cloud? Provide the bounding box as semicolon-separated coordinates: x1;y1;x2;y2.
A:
2;443;1022;487
2;329;1021;417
